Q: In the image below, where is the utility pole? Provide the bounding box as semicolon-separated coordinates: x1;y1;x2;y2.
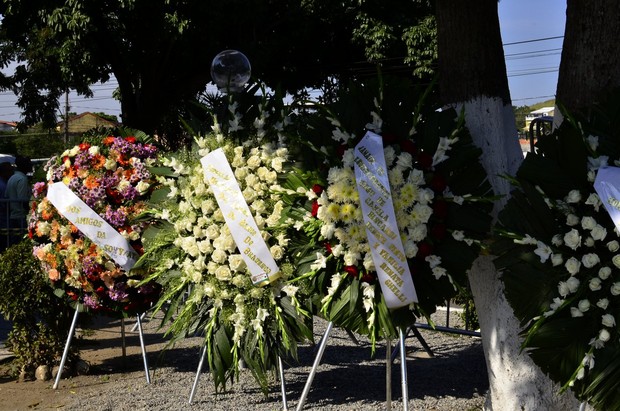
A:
64;90;69;144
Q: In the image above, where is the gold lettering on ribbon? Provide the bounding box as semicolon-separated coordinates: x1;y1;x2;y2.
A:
608;196;620;211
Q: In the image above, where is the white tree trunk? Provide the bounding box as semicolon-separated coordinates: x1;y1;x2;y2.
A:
460;96;583;410
456;97;521;217
470;256;583;411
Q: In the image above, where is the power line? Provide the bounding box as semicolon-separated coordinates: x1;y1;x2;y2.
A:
503;35;564;46
512;95;555;102
507;67;558;77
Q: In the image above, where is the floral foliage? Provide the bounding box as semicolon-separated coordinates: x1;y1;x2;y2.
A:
289;77;493;345
139;106;312;393
494;95;620;410
29;135;161;315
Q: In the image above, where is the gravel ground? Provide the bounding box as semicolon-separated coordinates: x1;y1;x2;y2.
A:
62;308;488;411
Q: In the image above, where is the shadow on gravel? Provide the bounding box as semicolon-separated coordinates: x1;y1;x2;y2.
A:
284;337;488;407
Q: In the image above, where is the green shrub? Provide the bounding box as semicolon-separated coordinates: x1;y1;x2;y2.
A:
0;240;76;375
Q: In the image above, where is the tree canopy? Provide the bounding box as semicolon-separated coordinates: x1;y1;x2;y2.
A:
0;0;436;148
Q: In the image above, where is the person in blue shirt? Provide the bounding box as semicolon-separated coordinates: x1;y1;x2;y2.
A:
0;161;14;250
5;156;31;246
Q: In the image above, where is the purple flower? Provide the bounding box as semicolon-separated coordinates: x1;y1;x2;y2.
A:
121;185;139;201
108;283;129;301
82;256;99;276
105;206;127;227
83;294;100;310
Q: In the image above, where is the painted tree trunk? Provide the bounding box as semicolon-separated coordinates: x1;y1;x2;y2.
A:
435;1;581;409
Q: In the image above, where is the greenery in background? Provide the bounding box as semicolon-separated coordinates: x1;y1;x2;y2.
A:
0;0;437;148
0;240;76;376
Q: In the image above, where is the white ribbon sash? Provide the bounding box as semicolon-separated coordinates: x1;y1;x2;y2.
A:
354;131;418;309
46;182;139;272
201;149;281;286
594;166;620;231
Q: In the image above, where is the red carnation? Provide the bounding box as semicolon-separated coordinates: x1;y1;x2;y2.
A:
361;272;376;284
433;200;448;219
430;174;447;192
312;184;324;195
344;265;359;278
417;241;433;258
417;152;433;170
400;139;417;155
325;242;332;254
336;143;348;158
79;142;91;151
381;132;398;145
311;201;320;217
431;223;447;241
125;136;137;143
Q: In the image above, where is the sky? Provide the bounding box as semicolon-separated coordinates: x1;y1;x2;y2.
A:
499;0;566;106
0;1;567;122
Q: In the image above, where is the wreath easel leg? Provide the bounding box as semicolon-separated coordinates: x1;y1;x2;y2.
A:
53;304;81;389
295;320;334;411
188;344;208;404
398;327;409;410
135;313;151;384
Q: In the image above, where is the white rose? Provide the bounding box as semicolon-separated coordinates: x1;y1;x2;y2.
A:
271;157;284;172
591;225;607;242
566;214;579;226
599;329;611;342
211;249;227;264
566;189;582;203
215;266;232;281
570;307;584;317
589;277;602;291
581;253;600;268
558;281;571;297
552;234;563;247
234;167;248;180
232;275;246;287
585;193;602;211
567;276;580;293
578;299;590;312
205;225;220;240
597;298;610;310
563;229;582;250
565;257;581;275
270;245;284;260
599;266;612;280
584;237;595;247
551;254;563;266
581;216;596;230
608;240;620;252
613;255;620;269
229;254;246;272
602;314;616;328
247;155;261;169
136;180;151;194
610;282;620;296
